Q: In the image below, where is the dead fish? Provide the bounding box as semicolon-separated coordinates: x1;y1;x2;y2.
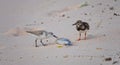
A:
56;38;72;46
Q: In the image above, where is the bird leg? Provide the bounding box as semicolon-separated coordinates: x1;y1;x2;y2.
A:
84;32;87;40
35;38;39;47
77;33;81;41
40;39;46;46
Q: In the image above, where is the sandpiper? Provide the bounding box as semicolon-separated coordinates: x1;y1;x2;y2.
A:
26;30;58;47
73;20;90;41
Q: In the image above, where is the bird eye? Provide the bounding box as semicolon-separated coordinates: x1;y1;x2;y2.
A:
51;33;54;35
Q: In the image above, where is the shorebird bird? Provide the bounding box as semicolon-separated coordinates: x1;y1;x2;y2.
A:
26;30;58;47
73;20;89;41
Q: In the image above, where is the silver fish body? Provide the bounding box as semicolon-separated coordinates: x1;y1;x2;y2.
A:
56;38;72;46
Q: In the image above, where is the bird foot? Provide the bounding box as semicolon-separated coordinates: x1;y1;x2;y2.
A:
84;37;87;40
76;38;81;41
35;45;39;47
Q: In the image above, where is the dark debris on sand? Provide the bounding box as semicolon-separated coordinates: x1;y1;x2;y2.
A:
97;3;102;5
114;0;117;2
41;22;44;24
62;14;65;17
114;13;120;16
105;57;112;61
112;61;118;64
109;7;114;10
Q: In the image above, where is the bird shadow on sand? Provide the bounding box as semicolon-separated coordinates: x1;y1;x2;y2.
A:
87;34;105;40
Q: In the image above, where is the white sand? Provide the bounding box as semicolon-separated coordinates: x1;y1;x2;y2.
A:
0;0;120;65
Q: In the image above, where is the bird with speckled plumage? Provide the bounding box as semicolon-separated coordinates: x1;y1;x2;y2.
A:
73;20;90;41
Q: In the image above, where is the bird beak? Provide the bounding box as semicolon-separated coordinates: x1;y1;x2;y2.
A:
72;23;76;26
53;35;58;38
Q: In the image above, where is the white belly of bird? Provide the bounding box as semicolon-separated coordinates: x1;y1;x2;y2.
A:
38;34;47;39
79;30;88;33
